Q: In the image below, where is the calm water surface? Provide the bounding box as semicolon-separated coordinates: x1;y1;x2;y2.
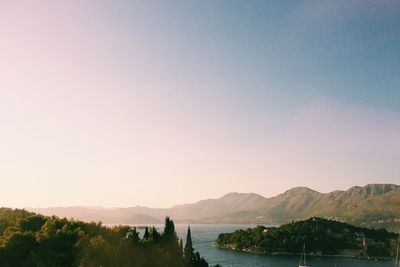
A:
138;224;394;267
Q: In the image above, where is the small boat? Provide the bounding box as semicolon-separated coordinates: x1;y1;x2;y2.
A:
299;243;310;267
395;239;399;267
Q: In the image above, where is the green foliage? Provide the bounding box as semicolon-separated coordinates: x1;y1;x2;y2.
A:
127;227;140;243
159;217;184;267
366;243;391;257
216;217;399;258
184;226;208;267
0;208;214;267
184;226;195;266
143;226;150;241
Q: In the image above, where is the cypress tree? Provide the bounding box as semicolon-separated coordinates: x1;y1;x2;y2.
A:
151;227;161;243
184;226;194;267
143;226;150;240
179;238;183;254
163;217;176;242
161;217;182;267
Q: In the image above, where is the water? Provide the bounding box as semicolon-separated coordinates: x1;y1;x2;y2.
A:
132;224;394;267
171;224;394;267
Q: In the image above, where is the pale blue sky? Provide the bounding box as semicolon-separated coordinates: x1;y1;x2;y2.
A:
0;1;399;207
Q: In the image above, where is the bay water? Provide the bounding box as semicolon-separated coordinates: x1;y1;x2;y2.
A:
172;224;394;267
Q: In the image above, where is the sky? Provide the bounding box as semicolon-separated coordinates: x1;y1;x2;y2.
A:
0;0;399;208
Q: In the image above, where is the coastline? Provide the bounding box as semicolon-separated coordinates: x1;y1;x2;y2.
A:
213;243;393;261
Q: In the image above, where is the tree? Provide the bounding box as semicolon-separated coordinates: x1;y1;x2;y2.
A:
193;252;208;267
143;226;150;241
79;235;113;267
179;238;183;255
127;227;140;244
18;215;46;232
34;220;80;267
0;209;214;267
184;226;195;267
151;226;161;243
163;217;176;243
161;217;183;267
2;232;37;266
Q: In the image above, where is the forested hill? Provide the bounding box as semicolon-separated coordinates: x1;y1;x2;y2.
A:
216;217;399;259
0;208;218;267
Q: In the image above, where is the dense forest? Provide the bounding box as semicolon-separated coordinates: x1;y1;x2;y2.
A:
0;208;220;267
216;217;399;258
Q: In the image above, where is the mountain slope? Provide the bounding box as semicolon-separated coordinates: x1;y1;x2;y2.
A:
199;184;400;230
28;192;266;224
167;192;266;221
27;184;400;230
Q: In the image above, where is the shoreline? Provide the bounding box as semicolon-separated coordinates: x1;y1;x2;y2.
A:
213;243;393;261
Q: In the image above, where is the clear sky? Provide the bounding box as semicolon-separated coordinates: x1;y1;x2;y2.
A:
0;1;399;208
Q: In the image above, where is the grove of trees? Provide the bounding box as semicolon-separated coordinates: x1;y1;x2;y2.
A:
0;208;216;267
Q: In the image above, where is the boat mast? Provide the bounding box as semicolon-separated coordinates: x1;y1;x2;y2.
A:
299;247;302;266
396;238;399;267
299;243;308;267
299;244;303;266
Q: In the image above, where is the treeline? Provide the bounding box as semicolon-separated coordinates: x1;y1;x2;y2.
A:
216;217;399;258
0;208;220;267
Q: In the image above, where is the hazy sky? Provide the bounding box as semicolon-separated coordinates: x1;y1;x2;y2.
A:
1;1;399;208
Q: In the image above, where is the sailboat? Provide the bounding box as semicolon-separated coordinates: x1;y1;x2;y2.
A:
299;243;310;267
395;239;399;267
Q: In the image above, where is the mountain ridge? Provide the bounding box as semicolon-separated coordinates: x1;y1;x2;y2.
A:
27;184;400;230
198;184;400;230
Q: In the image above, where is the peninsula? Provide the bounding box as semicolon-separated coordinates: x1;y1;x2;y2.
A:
215;217;399;259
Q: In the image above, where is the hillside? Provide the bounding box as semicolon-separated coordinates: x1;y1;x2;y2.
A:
168;192;266;221
215;217;399;259
198;184;400;230
28;184;400;230
28;192;265;224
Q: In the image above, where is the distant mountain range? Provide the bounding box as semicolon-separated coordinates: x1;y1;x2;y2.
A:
27;184;400;230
